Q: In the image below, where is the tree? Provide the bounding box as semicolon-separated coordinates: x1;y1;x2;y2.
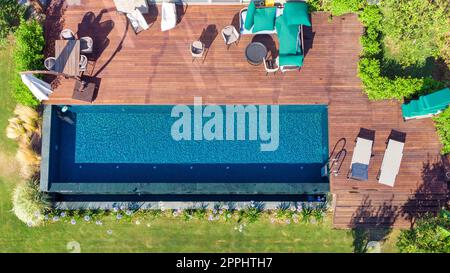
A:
397;210;450;253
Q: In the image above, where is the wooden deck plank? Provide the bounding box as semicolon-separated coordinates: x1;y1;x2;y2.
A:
44;1;447;228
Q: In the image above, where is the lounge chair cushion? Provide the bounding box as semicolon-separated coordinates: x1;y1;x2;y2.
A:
283;1;311;27
252;7;277;33
276;15;300;55
279;54;304;67
351;163;369;181
244;1;257;30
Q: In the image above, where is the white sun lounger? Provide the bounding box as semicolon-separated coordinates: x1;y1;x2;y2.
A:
378;139;404;187
127;9;150;34
348;128;375;181
161;2;177;32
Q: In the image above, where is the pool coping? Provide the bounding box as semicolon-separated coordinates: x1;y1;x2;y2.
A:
40;105;52;192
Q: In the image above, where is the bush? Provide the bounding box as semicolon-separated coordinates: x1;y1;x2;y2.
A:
6;104;41;178
322;0;365;16
358;5;382;31
306;0;324;12
397;210;450;253
0;0;25;46
12;179;51;227
11;19;45;107
433;108;450;155
358;58;442;100
381;0;449;67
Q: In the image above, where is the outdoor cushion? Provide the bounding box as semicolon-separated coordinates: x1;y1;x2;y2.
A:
252;7;277;33
244;1;257;30
351;163;369;181
279;53;304;67
283;1;311;26
402;87;450;119
276;15;300;55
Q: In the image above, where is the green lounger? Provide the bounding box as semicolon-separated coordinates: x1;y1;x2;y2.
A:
402;87;450;120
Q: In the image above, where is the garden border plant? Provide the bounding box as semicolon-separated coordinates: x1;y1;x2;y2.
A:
36;201;330;229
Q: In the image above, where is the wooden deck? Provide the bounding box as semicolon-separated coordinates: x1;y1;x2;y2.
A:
45;1;448;228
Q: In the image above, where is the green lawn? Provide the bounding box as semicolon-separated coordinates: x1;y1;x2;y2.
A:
0;42;399;253
0;182;355;253
0;41;18;155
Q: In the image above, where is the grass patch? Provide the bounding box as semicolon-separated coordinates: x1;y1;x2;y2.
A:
0;41;18;154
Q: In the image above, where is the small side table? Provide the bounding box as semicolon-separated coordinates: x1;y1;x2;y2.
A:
245;42;268;66
72;80;96;102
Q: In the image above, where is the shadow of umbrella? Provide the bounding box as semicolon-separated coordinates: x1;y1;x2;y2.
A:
77;9;115;62
251;34;277;59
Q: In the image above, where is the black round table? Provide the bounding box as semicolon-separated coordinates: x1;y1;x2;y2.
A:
245;42;268;65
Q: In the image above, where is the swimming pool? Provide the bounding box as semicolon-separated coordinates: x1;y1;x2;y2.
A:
40;105;329;196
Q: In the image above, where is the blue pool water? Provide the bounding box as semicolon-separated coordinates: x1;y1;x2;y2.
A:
43;105;329;195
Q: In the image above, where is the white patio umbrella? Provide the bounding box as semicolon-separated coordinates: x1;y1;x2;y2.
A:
20;73;53;101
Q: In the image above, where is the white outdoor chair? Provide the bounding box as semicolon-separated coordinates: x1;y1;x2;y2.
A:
378;130;406;187
79;55;88;72
80;36;94;53
60;29;76;40
221;25;239;49
190;41;204;63
126;8;150;34
263;57;278;76
44;57;56;71
347;128;375;181
161;2;177;32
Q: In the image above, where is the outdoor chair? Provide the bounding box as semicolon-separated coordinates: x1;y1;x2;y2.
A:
347;128;376;181
126;8;150;34
79;55;88;73
80;36;94;54
161;2;177;31
60;29;76;40
221;25;239;49
190;41;204;63
263;57;278;75
44;57;56;71
377;130;406;187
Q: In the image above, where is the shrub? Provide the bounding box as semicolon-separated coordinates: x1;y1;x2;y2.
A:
433;107;450;155
306;0;324;12
11;19;45;107
323;0;365;16
6;104;41;178
0;0;25;46
12;178;51;227
397;210;450;253
6;105;39;144
381;0;449;67
358;5;382;31
15;144;41;178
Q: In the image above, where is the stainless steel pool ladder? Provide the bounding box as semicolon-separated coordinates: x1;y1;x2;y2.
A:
326;138;347;176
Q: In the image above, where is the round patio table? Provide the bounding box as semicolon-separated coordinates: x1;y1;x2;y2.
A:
245;42;268;65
